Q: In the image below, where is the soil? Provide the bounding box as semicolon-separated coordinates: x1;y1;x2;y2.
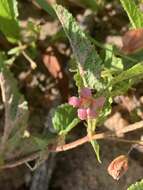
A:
49;136;143;190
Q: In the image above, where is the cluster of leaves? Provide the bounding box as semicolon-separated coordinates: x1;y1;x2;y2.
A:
0;0;58;168
0;0;143;187
51;1;143;162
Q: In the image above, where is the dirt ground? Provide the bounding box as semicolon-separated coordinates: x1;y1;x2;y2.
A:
50;141;143;190
1;130;143;190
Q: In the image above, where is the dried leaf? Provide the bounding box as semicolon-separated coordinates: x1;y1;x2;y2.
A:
107;155;128;180
122;29;143;54
42;51;69;100
43;53;63;79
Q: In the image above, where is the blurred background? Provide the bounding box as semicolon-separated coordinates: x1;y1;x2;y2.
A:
0;0;143;189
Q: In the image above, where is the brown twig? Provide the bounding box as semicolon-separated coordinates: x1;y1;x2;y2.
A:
55;132;107;152
1;120;143;169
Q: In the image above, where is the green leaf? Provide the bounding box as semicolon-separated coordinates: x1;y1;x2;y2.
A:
74;71;84;89
111;80;132;97
103;45;123;74
111;62;143;85
0;0;20;43
53;4;103;90
109;62;143;97
52;104;80;135
97;96;112;124
0;53;29;153
69;58;77;72
120;0;143;28
87;119;101;163
91;140;101;163
127;179;143;190
78;0;99;11
68;0;104;11
35;0;56;18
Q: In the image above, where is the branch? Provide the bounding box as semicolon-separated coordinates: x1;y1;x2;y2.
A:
56;120;143;151
1;120;143;169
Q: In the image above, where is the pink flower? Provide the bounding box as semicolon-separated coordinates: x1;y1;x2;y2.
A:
86;108;97;118
80;87;92;98
78;108;87;120
95;96;105;108
68;96;80;107
68;87;105;120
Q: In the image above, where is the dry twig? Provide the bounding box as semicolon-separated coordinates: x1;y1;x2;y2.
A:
1;120;143;169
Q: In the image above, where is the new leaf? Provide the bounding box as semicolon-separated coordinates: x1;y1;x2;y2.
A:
52;104;80;135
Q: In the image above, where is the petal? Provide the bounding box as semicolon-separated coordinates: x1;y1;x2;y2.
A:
77;108;87;120
80;87;92;98
93;96;105;109
87;108;97;119
68;96;80;107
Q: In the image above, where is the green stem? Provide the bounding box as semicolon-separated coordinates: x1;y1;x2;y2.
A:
87;119;97;138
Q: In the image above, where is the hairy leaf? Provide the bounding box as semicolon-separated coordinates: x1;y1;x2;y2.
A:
0;54;29;152
120;0;143;28
6;133;57;161
53;4;103;90
103;44;123;73
127;179;143;190
0;0;20;43
52;104;80;135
